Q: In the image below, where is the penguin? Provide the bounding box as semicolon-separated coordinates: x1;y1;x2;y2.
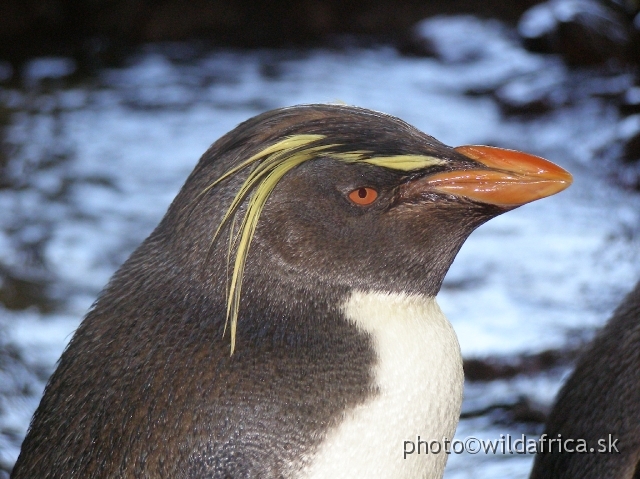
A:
11;104;571;479
530;280;640;479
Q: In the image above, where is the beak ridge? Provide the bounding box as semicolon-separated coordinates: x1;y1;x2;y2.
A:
404;145;572;207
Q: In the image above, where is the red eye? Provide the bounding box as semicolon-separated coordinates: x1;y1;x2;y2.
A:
348;187;378;205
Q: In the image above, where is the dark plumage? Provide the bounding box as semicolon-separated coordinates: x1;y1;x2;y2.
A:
11;104;571;479
530;281;640;479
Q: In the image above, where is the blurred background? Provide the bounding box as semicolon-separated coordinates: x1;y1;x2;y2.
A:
1;0;640;477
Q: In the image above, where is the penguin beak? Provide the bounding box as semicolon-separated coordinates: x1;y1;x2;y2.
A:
402;145;573;207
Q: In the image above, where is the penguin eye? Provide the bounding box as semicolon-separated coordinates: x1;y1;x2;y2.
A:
348;187;378;206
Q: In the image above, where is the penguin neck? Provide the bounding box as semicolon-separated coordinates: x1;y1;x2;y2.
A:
302;290;464;479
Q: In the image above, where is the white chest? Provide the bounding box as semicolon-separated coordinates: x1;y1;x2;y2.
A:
300;291;464;479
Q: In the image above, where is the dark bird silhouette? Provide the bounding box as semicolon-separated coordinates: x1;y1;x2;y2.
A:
530;280;640;479
11;104;571;479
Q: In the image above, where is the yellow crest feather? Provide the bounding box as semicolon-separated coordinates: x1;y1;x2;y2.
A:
204;134;445;354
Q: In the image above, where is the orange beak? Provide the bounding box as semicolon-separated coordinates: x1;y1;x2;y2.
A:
417;145;572;207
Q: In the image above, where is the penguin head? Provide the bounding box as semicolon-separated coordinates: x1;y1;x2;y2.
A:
157;104;571;352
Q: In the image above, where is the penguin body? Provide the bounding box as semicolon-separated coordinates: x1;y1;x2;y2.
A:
11;104;571;479
530;281;640;479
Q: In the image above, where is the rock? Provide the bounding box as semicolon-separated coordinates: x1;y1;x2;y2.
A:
21;57;76;87
613;114;640;190
493;70;568;114
632;12;640;60
463;348;579;382
0;63;12;83
618;113;640;150
518;0;632;65
0;265;55;312
624;133;640;161
402;15;507;62
620;86;640;115
623;128;640;163
518;2;559;52
492;68;632;115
